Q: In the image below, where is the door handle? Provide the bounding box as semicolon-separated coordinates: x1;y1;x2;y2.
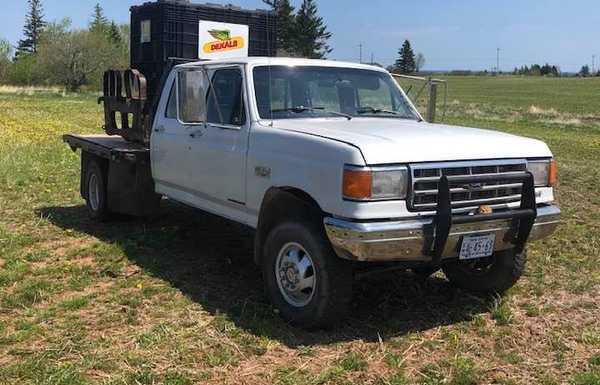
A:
154;126;165;133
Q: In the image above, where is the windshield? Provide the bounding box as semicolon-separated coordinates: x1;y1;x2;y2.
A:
253;66;420;120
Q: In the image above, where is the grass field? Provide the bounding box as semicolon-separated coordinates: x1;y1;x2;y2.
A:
0;76;599;385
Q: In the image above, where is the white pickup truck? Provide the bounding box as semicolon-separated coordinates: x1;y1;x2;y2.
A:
64;57;560;328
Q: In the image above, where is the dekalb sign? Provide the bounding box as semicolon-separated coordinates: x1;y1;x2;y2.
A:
199;21;249;59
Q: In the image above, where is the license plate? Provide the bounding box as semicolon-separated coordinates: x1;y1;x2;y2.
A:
459;234;496;260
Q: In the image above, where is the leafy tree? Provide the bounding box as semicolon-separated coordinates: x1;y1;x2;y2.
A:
90;3;110;36
415;52;426;73
262;0;297;55
118;24;131;51
15;0;46;58
0;39;13;82
395;40;416;74
6;53;44;85
36;19;127;91
294;0;332;58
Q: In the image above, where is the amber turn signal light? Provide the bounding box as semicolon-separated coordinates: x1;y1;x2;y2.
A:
343;169;372;200
548;159;557;187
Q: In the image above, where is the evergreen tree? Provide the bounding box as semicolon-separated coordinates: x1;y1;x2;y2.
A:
541;63;549;76
530;64;542;76
90;3;109;35
16;0;46;58
294;0;332;59
107;21;122;46
579;65;590;77
263;0;296;55
395;40;416;74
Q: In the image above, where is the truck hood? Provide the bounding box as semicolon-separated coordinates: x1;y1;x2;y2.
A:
269;118;552;164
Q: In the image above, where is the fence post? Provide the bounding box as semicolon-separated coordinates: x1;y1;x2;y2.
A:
426;80;438;123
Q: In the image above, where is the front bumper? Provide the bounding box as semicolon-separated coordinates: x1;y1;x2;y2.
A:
324;204;560;262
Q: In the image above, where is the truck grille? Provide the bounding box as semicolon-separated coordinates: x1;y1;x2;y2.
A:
409;160;527;212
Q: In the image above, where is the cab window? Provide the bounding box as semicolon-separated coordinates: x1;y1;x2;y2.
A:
165;79;177;119
178;69;206;124
206;68;246;126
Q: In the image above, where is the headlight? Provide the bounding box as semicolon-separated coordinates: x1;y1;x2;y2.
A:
343;165;408;200
527;159;557;187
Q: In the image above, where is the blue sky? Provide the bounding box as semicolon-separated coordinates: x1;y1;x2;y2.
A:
1;0;598;72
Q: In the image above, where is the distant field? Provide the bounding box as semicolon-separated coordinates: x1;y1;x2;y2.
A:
0;78;598;385
444;76;600;115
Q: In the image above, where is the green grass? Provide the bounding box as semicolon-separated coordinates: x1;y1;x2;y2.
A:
0;76;598;384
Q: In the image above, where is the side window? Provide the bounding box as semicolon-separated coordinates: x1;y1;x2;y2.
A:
206;68;246;126
165;79;177;119
178;70;206;124
140;20;151;43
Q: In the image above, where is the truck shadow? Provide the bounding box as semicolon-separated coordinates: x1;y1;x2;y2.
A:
38;201;490;347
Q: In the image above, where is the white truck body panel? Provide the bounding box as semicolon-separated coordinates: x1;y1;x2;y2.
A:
267;118;553;164
150;57;557;229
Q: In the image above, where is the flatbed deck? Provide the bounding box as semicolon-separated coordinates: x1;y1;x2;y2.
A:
63;134;150;162
63;134;160;217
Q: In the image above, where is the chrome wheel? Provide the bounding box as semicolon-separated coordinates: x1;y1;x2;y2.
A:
88;173;100;212
275;242;316;307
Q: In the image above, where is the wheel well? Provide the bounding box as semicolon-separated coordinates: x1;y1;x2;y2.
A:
254;187;324;265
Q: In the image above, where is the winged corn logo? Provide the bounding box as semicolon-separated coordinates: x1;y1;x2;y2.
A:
203;29;245;54
209;29;231;41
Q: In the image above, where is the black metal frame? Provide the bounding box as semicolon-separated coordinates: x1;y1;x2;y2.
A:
99;69;150;145
430;171;537;263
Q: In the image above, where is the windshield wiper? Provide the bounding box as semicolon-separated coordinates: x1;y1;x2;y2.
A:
271;106;352;120
356;106;403;116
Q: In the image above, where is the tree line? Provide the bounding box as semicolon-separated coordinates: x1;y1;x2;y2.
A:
512;63;599;77
0;0;438;91
2;0;597;91
0;1;128;91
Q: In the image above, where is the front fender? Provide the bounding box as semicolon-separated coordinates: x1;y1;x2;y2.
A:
246;124;364;218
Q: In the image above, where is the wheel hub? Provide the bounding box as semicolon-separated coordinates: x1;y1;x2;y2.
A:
285;267;298;284
275;242;316;307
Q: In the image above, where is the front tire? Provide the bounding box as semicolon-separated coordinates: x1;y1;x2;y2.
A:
442;249;527;293
262;221;352;329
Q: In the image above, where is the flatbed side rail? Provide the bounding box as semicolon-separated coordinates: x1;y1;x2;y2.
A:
430;171;537;263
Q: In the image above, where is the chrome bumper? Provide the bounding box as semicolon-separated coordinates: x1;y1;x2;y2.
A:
324;205;561;262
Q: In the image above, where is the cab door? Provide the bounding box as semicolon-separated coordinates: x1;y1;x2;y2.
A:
151;69;207;195
186;65;249;205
